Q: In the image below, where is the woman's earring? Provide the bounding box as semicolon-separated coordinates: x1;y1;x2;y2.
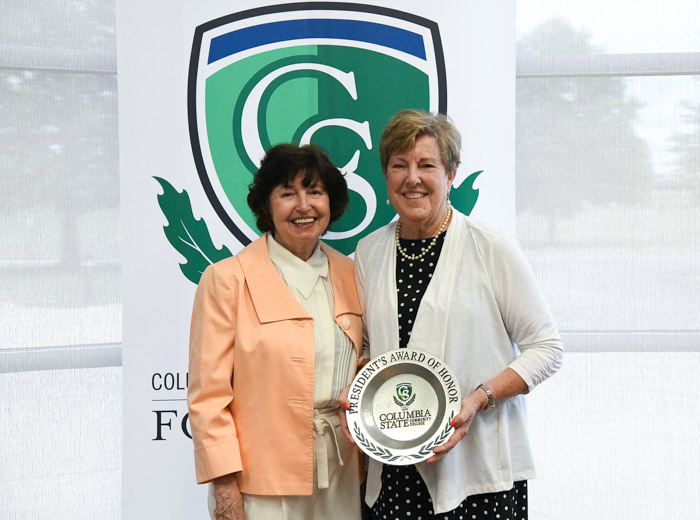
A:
386;198;391;205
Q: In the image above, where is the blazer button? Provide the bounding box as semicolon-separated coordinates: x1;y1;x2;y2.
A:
341;317;351;330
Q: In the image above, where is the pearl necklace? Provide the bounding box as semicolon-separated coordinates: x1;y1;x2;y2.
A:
395;206;452;261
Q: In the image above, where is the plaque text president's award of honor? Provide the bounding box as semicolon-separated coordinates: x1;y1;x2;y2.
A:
346;348;461;465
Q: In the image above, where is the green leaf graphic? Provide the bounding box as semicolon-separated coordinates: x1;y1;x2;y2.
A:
154;177;232;284
453;170;483;216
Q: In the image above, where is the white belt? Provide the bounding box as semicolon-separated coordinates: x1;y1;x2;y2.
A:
313;407;344;489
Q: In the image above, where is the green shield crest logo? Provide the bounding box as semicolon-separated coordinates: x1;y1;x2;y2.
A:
396;382;413;404
187;3;472;255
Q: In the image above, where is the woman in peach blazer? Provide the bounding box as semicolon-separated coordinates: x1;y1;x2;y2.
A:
188;144;363;520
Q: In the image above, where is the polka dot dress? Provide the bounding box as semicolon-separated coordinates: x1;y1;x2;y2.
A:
395;234;446;350
368;232;528;520
372;465;527;520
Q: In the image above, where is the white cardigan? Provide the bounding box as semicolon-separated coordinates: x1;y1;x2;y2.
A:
354;210;563;514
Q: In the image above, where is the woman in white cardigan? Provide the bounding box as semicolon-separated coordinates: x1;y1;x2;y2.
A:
340;110;563;519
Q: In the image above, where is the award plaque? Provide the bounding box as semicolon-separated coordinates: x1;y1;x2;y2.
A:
345;348;461;465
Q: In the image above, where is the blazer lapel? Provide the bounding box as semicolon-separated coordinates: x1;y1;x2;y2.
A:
238;235;310;323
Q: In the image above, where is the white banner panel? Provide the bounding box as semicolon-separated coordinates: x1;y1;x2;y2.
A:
118;1;514;517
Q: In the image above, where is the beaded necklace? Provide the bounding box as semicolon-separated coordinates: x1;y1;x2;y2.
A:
395;205;452;261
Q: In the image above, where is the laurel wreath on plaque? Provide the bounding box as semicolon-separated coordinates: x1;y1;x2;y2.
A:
353;410;456;462
352;423;401;462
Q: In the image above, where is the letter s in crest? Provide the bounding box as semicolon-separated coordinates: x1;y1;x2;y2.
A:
394;382;416;407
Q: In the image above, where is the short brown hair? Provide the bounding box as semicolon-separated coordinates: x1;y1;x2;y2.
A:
379;109;461;173
247;144;349;233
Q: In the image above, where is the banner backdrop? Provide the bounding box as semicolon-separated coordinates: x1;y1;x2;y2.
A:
118;1;514;517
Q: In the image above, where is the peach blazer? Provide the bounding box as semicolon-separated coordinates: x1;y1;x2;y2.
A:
187;235;363;495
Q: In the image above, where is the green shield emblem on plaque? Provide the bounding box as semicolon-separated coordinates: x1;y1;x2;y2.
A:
396;382;414;404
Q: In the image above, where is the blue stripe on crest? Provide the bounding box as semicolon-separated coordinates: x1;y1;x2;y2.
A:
208;18;426;64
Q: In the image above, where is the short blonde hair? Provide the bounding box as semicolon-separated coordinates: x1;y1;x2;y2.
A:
379;109;462;173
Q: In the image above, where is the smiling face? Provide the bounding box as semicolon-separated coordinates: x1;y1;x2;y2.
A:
269;172;331;260
385;135;456;239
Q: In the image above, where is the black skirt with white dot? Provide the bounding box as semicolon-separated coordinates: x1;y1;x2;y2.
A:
372;465;527;520
368;233;528;520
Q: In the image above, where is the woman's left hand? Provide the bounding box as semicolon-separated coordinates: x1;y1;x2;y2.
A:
426;392;484;464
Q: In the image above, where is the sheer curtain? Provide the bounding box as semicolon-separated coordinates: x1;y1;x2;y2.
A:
516;2;700;519
0;1;121;518
1;1;698;519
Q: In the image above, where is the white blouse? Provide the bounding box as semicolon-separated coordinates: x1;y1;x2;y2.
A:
267;234;355;408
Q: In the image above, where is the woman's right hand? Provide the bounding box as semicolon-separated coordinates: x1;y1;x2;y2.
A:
336;384;355;445
212;473;246;520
